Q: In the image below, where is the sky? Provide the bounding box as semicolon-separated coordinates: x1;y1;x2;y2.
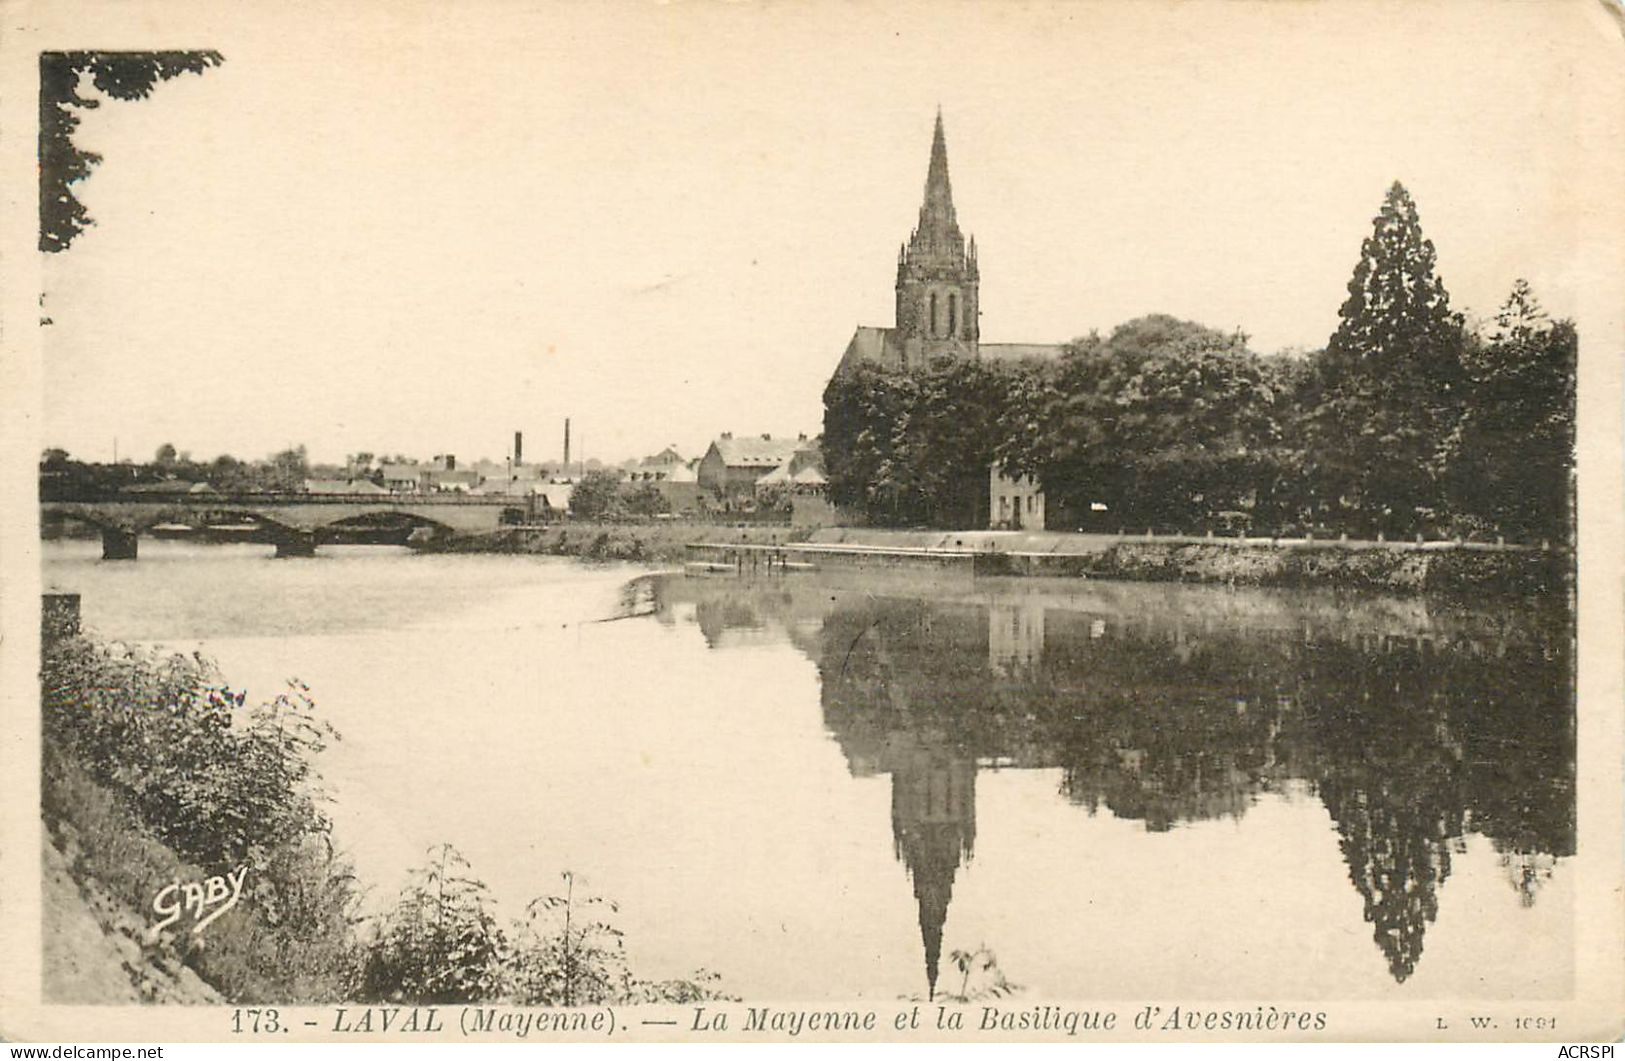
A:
31;0;1625;467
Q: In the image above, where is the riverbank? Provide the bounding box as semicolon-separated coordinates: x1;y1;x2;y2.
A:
420;523;1570;597
39;628;737;1006
418;522;810;563
975;539;1570;596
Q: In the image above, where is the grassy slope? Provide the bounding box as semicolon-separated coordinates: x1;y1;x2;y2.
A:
41;744;223;1004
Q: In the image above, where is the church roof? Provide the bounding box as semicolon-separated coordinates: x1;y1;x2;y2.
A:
835;328;1063;376
844;326;907;369
980;342;1066;363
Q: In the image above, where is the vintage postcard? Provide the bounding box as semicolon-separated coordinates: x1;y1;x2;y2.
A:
1;0;1621;1046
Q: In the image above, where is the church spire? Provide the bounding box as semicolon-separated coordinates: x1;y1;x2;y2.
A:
912;109;960;253
924;107;953;222
894;109;979;353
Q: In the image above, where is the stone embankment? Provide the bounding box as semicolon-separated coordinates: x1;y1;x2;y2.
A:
419;522;804;562
425;523;1568;596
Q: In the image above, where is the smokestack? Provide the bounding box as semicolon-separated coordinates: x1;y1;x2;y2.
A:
563;418;571;471
514;431;523;466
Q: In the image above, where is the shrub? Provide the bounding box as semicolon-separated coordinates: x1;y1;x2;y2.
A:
40;641;363;1003
358;844;507;1004
506;871;631;1006
41;637;337;872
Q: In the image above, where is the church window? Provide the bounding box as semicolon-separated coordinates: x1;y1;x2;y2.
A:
948;293;957;336
929;293;938;337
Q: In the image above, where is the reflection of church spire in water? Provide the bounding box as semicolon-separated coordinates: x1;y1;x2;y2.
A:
888;735;977;999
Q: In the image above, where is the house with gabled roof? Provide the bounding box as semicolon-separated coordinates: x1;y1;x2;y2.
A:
697;433;814;499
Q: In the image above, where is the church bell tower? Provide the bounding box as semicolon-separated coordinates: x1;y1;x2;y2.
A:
895;109;980;365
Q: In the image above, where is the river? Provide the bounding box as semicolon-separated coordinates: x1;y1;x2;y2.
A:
42;540;1574;1002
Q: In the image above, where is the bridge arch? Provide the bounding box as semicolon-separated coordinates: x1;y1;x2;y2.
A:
43;504;126;535
318;509;456;535
43;505;143;560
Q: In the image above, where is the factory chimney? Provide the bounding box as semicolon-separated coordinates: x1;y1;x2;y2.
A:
563;418;571;472
514;431;524;467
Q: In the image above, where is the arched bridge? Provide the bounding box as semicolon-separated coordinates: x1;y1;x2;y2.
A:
42;491;536;559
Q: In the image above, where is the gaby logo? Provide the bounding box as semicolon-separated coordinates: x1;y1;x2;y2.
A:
150;865;248;939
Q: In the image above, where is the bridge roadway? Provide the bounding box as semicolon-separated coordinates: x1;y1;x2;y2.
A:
41;491;532;558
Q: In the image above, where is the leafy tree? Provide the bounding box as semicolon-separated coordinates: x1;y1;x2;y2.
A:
1253;351;1319;529
753;482;794;514
569;468;624;520
155;442;178;466
823;317;1298;532
1036;316;1291;531
40;51;224;253
266;445;310;491
824;358;1042;527
38;449;143;498
892;357;1018;527
1305;182;1466;535
621;481;670;517
208;453;257;492
823;364;914;522
1443;280;1576;541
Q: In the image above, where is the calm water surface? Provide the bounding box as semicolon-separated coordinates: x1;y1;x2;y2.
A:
43;541;1574;1001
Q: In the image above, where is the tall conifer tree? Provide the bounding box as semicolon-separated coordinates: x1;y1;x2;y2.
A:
1308;182;1465;534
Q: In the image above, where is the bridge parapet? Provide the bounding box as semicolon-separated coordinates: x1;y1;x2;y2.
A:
43;489;523;507
43;491;529;556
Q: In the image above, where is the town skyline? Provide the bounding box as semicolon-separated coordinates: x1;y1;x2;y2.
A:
36;2;1619;466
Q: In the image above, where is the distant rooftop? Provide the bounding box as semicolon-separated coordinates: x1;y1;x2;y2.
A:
709;435;807;468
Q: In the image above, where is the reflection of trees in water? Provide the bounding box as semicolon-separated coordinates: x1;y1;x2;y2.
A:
1500;851;1557;908
1321;777;1454;982
1295;629;1574;980
651;576;1573;989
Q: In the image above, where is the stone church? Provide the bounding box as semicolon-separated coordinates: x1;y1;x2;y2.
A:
829;111;1061;529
